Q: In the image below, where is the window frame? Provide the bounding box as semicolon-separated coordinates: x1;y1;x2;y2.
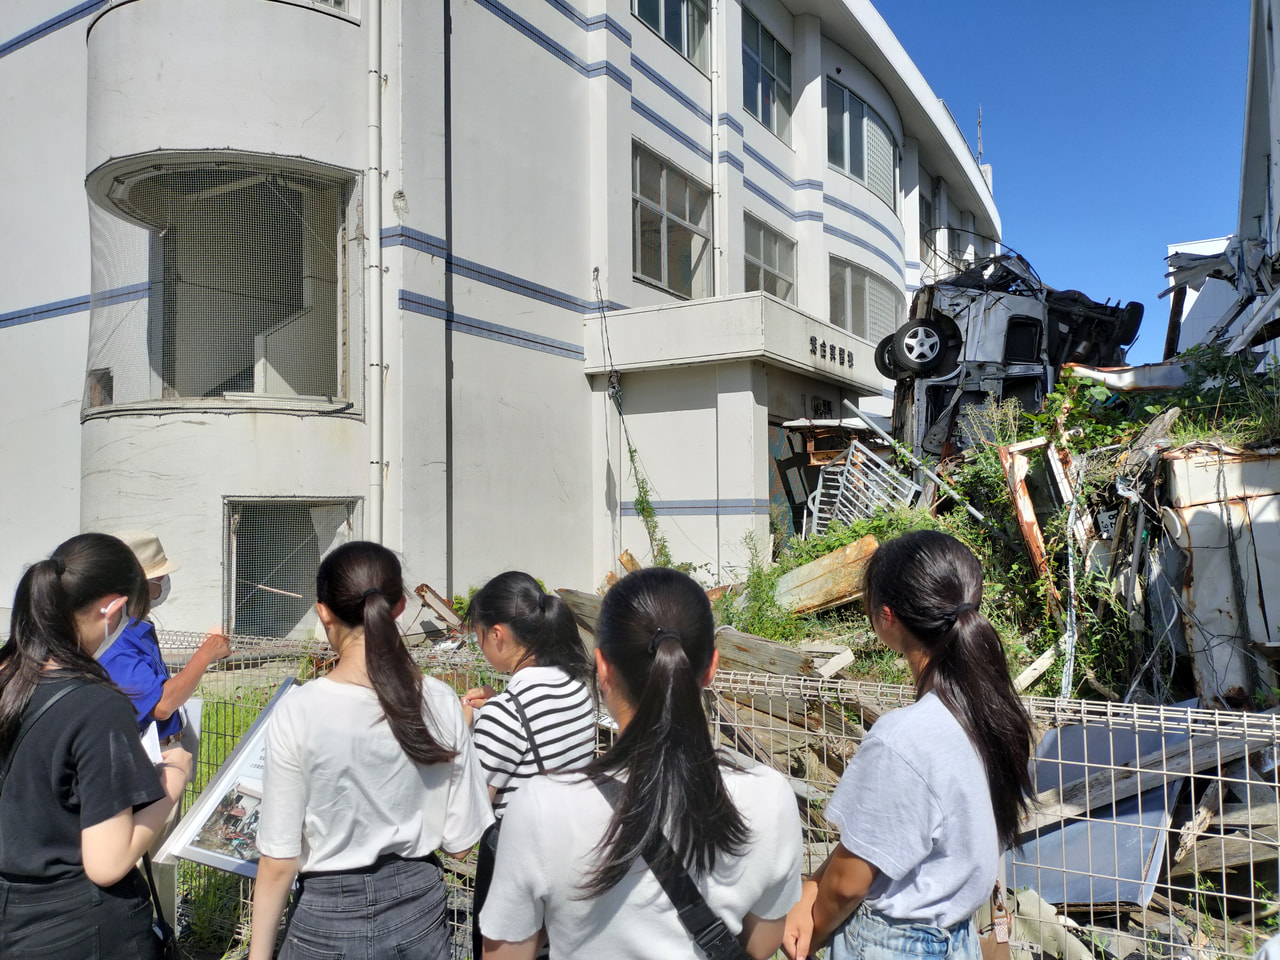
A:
632;0;709;72
632;143;713;299
744;214;796;304
826;78;899;211
742;9;792;143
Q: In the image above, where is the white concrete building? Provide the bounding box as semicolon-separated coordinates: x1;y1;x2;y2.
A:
0;0;998;636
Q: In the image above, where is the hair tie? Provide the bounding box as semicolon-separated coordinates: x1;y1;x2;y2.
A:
649;627;679;656
49;557;65;577
361;588;381;604
953;601;977;618
538;592;547;613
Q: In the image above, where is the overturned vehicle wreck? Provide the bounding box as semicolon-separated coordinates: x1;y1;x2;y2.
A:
881;253;1144;457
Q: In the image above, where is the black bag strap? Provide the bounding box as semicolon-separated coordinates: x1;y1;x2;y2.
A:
0;681;86;795
593;777;749;960
142;853;179;955
508;692;546;774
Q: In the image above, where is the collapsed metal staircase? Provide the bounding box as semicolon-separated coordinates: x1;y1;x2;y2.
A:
803;439;920;538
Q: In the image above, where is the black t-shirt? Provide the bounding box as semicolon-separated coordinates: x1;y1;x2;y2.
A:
0;675;165;880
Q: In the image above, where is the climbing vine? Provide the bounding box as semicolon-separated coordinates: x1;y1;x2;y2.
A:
628;442;674;568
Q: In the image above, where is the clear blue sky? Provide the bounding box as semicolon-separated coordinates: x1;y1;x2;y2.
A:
877;1;1251;364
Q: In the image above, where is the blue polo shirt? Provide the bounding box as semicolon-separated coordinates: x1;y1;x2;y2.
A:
99;618;183;740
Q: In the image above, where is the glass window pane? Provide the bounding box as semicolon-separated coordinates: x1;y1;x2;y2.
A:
667;221;693;297
745;218;762;260
666;170;688;220
688;0;708;69
743;57;759;118
827;80;844;170
776;85;791;141
745;260;762;293
636;201;663;283
636;0;660;33
849;268;868;340
760;34;774;74
778;236;795;278
761;76;773;130
829;260;846;328
775;44;790;85
744;11;760;55
687;183;709;230
664;0;682;48
638;150;662;204
763;233;778;271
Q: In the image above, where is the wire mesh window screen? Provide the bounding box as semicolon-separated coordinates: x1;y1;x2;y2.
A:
224;498;360;641
85;156;362;412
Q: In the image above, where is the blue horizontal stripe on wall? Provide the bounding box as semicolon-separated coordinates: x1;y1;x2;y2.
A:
0;0;107;60
742;143;820;192
383;226;628;313
822;194;904;254
717;114;745;136
718;151;745;173
906;260;922;271
473;0;629;89
630;55;711;124
622;498;770;517
400;290;585;360
541;0;630;45
822;223;905;281
631;98;712;163
743;179;822;223
0;282;149;331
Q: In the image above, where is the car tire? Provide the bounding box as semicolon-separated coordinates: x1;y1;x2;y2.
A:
1118;301;1144;345
874;335;899;378
892;320;948;375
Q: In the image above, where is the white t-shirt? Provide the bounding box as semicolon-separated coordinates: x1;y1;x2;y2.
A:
825;691;998;929
256;675;493;873
471;665;596;817
480;763;803;957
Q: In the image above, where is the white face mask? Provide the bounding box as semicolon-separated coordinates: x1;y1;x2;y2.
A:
94;605;130;660
151;575;171;608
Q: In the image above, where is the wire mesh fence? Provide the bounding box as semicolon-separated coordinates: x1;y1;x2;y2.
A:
160;637;1280;960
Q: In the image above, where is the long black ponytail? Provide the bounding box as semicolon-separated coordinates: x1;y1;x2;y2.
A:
863;529;1034;851
1;534;148;750
315;541;455;765
581;567;748;897
465;571;593;684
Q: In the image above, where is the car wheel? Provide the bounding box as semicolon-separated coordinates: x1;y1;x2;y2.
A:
874;334;898;378
893;320;947;375
1118;301;1144;345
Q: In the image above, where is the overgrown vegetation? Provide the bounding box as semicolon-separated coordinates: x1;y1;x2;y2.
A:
628;442;675;568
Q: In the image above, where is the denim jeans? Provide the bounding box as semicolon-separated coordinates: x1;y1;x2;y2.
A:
830;904;980;960
281;855;450;960
0;868;158;960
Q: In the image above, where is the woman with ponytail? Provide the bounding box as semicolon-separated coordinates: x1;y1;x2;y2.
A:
481;567;803;959
249;541;492;960
0;534;192;959
782;530;1034;960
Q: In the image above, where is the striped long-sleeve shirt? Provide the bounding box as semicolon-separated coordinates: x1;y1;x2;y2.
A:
471;665;596;817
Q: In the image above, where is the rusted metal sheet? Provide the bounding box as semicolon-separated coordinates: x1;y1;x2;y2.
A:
773;535;878;616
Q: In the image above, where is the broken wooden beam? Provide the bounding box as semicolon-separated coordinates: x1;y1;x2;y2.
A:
714;627;815;676
618;550;642;573
774;535;878;616
413;582;462;630
556;588;603;633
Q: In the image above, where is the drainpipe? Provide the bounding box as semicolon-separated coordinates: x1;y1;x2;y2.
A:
367;0;385;542
709;0;724;296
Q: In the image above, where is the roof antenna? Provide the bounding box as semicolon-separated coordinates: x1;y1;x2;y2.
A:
976;104;983;164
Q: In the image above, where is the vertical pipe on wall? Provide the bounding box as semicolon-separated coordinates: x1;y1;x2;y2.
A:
709;0;725;296
367;0;385;542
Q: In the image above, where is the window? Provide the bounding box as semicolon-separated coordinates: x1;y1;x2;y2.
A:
918;190;934;262
742;11;791;141
634;0;708;70
226;499;358;640
633;143;712;299
829;257;903;342
84;155;359;411
827;79;898;210
744;215;795;303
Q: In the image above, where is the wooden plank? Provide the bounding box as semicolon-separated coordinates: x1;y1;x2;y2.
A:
556;588;602;633
818;649;855;678
1013;645;1057;692
1020;730;1274;834
774;535;878;616
714;627;814;676
413;582;461;629
1006;436;1050;454
618;550;642;573
1174;780;1221;865
1167;832;1278;878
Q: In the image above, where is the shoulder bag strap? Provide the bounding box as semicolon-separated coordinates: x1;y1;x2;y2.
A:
0;681;87;795
508;692;547;774
593;777;750;960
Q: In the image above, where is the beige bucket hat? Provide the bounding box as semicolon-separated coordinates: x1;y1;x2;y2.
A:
114;530;181;579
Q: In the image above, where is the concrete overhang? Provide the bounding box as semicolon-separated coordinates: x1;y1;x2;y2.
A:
791;0;999;239
583;291;884;394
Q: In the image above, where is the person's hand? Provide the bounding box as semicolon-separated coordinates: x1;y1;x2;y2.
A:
782;880;820;959
199;631;232;662
461;685;495;710
158;746;193;799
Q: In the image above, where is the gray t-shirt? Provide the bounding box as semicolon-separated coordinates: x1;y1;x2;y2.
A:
826;691;998;929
